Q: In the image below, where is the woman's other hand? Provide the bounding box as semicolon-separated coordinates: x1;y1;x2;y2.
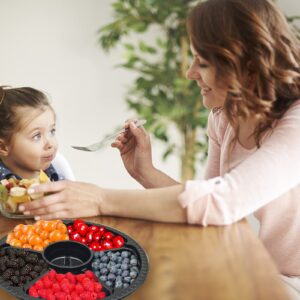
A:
18;180;104;220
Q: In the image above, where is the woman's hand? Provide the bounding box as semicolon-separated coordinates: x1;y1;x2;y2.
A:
18;180;104;220
111;120;154;183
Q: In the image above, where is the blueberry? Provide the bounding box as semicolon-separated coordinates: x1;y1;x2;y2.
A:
109;266;117;274
131;266;139;273
121;251;129;258
117;257;123;263
99;275;107;282
124;276;131;283
107;252;112;257
95;271;100;277
101;256;109;263
99;263;106;269
130;259;138;266
130;279;135;284
106;280;113;287
122;270;129;277
99;251;105;257
123;258;130;264
100;268;108;275
108;273;116;281
110;254;118;262
117;269;122;275
123;283;129;288
121;264;128;270
116;275;122;281
130;271;138;279
115;252;121;256
92;262;98;269
115;280;123;288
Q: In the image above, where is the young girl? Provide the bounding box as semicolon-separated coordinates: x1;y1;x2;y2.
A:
0;86;63;182
20;0;300;298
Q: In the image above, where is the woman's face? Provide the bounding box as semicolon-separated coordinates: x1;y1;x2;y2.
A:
186;45;228;109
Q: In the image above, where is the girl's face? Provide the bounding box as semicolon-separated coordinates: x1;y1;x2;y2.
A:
186;45;228;109
3;106;57;178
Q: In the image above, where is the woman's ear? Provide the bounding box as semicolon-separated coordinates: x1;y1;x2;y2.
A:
0;139;9;156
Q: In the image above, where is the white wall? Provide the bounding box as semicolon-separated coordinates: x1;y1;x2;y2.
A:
0;0;298;195
0;0;181;189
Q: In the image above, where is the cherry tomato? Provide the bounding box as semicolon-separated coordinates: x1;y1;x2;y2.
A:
77;223;89;237
98;226;106;235
67;225;73;235
70;232;81;241
85;231;94;243
89;242;101;251
73;219;85;231
102;231;114;240
92;232;103;243
113;236;125;248
89;225;99;233
101;240;113;250
79;237;87;244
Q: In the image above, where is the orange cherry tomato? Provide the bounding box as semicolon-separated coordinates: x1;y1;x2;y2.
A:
19;234;28;244
35;220;46;228
28;234;43;246
49;230;63;242
39;230;49;240
10;239;22;247
22;243;32;249
43;239;51;248
33;244;44;251
57;223;67;234
13;230;23;239
14;224;25;232
6;232;15;243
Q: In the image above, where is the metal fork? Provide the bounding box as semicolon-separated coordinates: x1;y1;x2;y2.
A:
71;119;147;152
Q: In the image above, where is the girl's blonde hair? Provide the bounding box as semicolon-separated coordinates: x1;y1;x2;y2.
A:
187;0;300;147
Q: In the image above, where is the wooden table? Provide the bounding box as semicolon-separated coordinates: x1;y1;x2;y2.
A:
0;215;289;300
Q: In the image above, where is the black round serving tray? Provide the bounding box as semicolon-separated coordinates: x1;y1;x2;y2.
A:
0;220;149;300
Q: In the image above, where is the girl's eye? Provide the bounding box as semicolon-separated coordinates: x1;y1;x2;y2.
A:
50;128;56;136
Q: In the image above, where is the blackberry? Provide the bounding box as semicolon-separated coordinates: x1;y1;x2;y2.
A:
19;275;26;284
26;254;38;264
2;268;14;280
25;275;32;282
14;270;20;276
29;271;38;279
6;259;18;268
17;257;25;268
5;248;15;256
33;265;42;273
20;264;32;275
17;250;27;258
0;262;7;272
10;275;19;286
0;249;5;257
38;259;47;267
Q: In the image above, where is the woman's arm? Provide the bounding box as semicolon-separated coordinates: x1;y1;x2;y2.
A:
20;181;186;222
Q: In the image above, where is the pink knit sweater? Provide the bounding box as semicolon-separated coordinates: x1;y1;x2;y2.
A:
178;100;300;275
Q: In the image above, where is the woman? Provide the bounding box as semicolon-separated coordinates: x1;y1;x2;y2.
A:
19;0;300;298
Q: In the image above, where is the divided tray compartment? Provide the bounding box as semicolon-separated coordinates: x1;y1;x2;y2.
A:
0;219;149;299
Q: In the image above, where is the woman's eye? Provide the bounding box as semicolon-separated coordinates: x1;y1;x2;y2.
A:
199;63;209;68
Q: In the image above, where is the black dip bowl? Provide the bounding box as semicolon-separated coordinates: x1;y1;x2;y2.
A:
42;240;93;274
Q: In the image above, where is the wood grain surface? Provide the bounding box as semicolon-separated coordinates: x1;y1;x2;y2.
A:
0;215;289;300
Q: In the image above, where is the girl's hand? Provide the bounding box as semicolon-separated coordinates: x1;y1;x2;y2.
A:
111;120;154;183
18;180;104;220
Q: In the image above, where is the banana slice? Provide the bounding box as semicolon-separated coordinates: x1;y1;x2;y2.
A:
10;187;31;204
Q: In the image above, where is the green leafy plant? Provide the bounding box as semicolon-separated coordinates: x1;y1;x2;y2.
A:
98;0;299;181
98;0;206;181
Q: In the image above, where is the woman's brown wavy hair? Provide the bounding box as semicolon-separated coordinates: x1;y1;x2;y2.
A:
187;0;300;147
